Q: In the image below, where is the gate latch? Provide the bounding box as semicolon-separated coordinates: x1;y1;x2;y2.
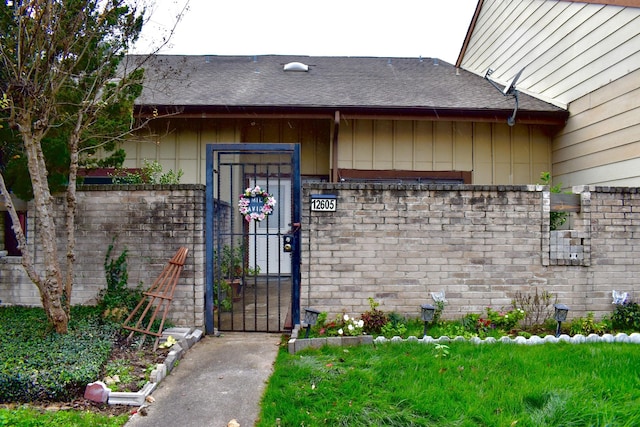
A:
283;234;294;253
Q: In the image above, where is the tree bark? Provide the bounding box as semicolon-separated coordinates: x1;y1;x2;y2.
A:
19;119;69;333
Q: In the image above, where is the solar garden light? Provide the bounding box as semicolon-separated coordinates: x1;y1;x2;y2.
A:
303;307;321;338
554;303;570;337
420;304;436;338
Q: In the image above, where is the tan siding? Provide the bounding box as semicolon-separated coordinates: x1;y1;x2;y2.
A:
374;121;394;169
354;120;374;169
393;121;414;170
513;126;531;184
434;122;454;170
532;127;552;181
337;119;354;169
460;0;640;108
473;123;493;184
177;127;200;183
493;125;512;183
126;118;550;186
453;122;473;171
414;122;434;170
553;71;640;186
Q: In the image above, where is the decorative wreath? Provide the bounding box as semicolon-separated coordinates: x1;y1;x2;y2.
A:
238;185;277;222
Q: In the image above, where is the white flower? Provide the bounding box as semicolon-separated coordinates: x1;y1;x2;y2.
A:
357;319;364;328
343;314;349;321
338;328;344;335
348;324;354;331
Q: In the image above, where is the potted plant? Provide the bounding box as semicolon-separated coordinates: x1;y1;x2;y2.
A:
216;242;261;302
213;279;233;311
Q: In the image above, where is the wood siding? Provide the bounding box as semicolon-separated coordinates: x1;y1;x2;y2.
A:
337;119;551;185
124;117;552;186
124;118;331;183
460;0;640;109
553;69;640;186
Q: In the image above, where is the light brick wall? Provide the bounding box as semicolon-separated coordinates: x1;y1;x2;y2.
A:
301;184;640;323
0;185;207;329
2;183;638;328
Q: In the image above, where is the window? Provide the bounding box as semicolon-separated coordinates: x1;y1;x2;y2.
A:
2;211;25;256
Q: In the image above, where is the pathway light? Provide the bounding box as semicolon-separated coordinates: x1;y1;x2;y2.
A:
554;304;569;337
303;308;321;338
421;304;436;338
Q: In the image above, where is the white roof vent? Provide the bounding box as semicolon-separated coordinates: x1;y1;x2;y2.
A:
283;61;309;72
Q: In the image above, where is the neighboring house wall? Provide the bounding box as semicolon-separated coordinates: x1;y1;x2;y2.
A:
126;118;553;185
301;183;640;322
0;185;207;328
458;0;640;187
459;0;640;109
552;69;640;187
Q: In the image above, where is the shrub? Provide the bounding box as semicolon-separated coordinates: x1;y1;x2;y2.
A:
539;171;568;230
360;298;388;334
380;312;407;338
512;288;556;329
484;307;526;331
111;159;183;184
569;312;608;336
99;242;143;321
611;300;640;332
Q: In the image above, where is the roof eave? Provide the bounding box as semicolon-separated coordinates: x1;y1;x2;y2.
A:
135;104;568;126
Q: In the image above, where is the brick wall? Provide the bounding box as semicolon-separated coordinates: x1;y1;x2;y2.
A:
301;184;640;322
0;185;208;328
1;183;638;328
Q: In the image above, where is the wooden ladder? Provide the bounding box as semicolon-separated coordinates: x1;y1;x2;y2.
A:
123;247;189;350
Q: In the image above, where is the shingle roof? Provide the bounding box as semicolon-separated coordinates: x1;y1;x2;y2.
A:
129;55;566;121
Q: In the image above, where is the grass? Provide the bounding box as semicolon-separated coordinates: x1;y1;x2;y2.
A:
258;341;640;426
0;406;129;426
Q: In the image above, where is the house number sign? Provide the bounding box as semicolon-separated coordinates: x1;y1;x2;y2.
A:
310;194;337;212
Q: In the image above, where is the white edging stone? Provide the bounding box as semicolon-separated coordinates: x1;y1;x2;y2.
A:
288;332;640;354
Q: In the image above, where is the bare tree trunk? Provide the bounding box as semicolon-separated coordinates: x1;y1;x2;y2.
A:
64;115;83;312
20;128;69;333
0;172;68;333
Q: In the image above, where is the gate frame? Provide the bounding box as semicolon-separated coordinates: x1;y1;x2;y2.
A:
205;143;302;334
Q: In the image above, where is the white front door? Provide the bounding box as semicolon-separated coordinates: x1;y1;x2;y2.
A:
249;179;291;275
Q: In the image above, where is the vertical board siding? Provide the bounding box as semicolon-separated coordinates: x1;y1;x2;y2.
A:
124;118;330;181
124;118;550;186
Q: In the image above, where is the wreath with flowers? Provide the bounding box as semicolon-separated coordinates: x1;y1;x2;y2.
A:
238;185;277;222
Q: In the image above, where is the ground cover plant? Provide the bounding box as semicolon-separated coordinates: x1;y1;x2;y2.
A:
258;341;640;426
0;305;116;403
0;304;165;425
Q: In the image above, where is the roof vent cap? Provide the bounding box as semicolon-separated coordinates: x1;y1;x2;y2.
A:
283;62;309;72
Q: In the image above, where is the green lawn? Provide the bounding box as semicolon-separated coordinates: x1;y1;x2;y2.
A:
0;407;128;427
258;341;640;426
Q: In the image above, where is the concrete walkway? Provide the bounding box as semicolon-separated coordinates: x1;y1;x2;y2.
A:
125;332;281;427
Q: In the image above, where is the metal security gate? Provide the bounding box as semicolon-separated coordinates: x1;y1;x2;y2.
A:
205;144;301;333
